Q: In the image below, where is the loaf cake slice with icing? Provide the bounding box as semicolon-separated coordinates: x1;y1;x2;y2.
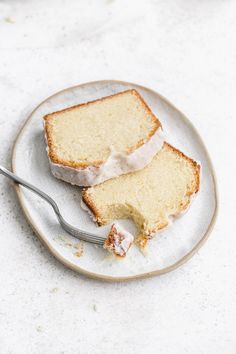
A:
44;89;164;186
82;143;200;244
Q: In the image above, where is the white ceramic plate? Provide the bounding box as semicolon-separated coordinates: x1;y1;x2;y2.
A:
12;80;218;281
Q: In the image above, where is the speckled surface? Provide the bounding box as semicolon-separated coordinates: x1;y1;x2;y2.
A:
0;1;234;353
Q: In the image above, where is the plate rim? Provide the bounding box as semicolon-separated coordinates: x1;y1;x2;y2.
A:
11;79;219;282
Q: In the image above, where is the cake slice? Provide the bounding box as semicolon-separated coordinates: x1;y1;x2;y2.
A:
82;143;200;244
44;89;164;187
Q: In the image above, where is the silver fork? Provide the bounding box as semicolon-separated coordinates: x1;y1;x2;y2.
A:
0;166;105;245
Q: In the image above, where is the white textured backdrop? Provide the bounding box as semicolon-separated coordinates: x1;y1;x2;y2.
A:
0;0;234;353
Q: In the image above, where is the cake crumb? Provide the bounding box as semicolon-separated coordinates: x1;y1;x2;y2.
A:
135;235;149;249
36;325;43;332
74;242;84;257
4;16;15;23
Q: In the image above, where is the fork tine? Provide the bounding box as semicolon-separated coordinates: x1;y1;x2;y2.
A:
78;235;105;245
66;228;105;245
0;165;107;246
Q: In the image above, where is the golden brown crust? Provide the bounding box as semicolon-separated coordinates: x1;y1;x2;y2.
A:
82;142;201;235
125;89;161;153
82;189;104;226
44;89;161;169
164;142;201;194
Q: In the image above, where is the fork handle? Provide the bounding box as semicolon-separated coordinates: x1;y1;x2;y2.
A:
0;165;60;215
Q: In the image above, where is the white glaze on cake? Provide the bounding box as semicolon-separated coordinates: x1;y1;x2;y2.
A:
104;223;134;257
46;127;164;187
80;199;98;223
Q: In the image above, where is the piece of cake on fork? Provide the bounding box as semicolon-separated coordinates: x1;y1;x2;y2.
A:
104;223;134;257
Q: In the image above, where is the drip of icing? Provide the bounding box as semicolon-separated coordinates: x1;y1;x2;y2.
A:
46;127;164;187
